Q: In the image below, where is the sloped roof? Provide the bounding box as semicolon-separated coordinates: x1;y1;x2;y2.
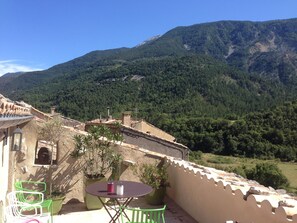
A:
0;94;33;129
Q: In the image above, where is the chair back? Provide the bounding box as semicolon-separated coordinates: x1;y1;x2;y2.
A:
15;181;47;193
7;191;45;205
121;205;166;223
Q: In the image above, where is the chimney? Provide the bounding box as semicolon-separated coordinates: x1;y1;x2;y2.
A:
122;111;132;127
50;106;56;115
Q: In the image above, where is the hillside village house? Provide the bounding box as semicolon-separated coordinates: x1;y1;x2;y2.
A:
1;94;297;223
85;111;189;160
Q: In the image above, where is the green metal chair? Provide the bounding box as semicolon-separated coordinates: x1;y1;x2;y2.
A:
14;181;53;222
15;181;47;192
120;205;166;223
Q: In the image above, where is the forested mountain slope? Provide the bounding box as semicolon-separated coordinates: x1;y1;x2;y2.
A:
149;18;297;84
1;18;297;123
2;18;297;92
164;101;297;161
6;56;290;122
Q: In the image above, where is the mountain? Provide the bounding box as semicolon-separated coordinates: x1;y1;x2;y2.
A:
0;71;25;85
3;55;289;122
143;18;297;84
1;18;297;122
136;35;161;47
2;72;25;78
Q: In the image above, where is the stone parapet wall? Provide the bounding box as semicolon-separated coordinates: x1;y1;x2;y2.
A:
166;158;297;223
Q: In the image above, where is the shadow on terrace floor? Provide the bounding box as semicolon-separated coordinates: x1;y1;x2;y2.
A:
55;196;199;223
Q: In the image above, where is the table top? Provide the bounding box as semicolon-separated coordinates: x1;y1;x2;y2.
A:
85;181;153;199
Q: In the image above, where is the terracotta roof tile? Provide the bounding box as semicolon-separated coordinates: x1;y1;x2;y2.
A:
0;94;31;117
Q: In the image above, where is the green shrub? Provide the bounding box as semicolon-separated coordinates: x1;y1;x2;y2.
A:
194;159;208;166
207;156;233;164
189;151;203;162
246;162;289;189
135;162;170;190
225;165;247;178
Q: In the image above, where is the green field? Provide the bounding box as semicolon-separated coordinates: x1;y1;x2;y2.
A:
278;162;297;192
190;152;297;194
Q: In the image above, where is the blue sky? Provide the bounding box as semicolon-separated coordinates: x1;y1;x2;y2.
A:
0;0;296;76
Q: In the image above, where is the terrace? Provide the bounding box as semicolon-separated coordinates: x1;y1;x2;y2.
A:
50;157;297;223
53;196;198;223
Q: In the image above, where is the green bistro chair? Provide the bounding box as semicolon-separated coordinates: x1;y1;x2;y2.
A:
120;205;166;223
15;181;48;195
14;181;53;222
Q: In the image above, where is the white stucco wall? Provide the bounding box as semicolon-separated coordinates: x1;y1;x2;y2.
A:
0;129;11;223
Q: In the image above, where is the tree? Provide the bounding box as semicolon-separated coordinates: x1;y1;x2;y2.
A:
38;117;64;197
246;162;289;189
72;124;123;179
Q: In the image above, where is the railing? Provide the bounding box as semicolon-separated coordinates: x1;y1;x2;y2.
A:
166;157;297;223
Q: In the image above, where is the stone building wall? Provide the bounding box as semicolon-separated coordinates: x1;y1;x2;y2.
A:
132;120;175;142
8;119;165;204
122;127;188;160
9;120;84;203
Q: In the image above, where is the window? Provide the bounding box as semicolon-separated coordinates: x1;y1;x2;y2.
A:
34;140;57;165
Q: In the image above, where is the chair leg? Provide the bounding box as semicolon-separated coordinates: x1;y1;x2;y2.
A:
50;204;53;223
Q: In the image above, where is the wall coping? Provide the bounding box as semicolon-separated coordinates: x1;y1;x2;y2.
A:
166;157;297;221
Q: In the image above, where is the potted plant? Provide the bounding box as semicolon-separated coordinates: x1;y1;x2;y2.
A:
72;124;123;210
49;189;66;215
135;162;170;205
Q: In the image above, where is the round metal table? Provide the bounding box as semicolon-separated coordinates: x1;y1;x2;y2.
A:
85;181;153;223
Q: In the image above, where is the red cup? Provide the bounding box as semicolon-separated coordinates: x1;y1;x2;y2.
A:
107;182;114;194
